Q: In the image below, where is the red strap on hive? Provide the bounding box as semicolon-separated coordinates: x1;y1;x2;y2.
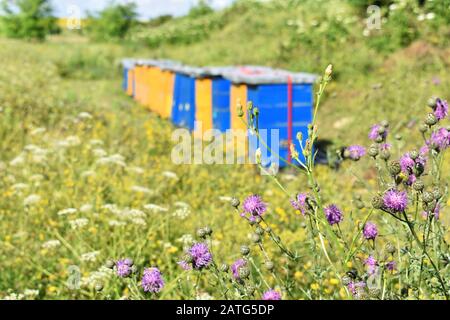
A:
287;76;293;163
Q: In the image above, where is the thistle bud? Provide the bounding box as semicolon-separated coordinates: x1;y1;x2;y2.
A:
368;147;379;157
94;282;104;292
236;100;244;118
425;113;438;126
197;228;207;238
409;150;419;160
265;227;272;234
427;96;437;108
203;226;213;236
412;180;424;192
238;267;250;280
368;288;380;298
290;144;299;160
296;131;303;142
385;242;396;254
240;245;250;256
255;226;265;235
419;123;428;133
265;261;275;271
251;233;261;244
255;148;262;164
341;275;352;286
105;259;115;269
388;160;401;176
432;187;442;200
246;285;256;295
231;197;240;208
422;192;434;203
380;149;391;161
372;195;384;209
325;64;333;77
220;264;229;273
380;120;389;128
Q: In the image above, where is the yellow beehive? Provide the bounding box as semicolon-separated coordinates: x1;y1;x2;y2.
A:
194;78;213;139
161;70;175;119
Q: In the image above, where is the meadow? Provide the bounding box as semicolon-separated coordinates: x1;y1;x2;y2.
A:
0;0;449;300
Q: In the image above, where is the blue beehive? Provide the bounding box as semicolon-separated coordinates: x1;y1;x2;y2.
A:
121;59;136;92
223;68;317;168
169;66;205;131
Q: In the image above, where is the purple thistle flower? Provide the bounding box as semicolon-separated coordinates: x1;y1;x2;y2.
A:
434;98;448;120
324;204;344;226
399;153;415;173
262;289;282;300
181;243;212;270
383;189;408;213
290;193;309;215
346;145;366;160
385;261;396;272
364;256;378;275
116;258;133;278
363;222;378;240
348;281;366;296
241;194;267;221
379;143;392;151
141;267;164;293
231;259;247;280
420;145;429;156
368;124;388;141
422;203;440;220
429;128;450;151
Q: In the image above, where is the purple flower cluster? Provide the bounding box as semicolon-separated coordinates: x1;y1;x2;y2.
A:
345;145;366;160
179;243;213;270
422;203;440;220
363;222;378;240
385;261;396;272
290;193;309;215
368;124;388;141
324;204;344;225
364;256;378;275
348;281;366;296
241;195;267;221
262;289;282;300
231;259;247;280
383;189;408;213
141;267;165;293
434;98;448;120
429;128;450;151
116;258;133;277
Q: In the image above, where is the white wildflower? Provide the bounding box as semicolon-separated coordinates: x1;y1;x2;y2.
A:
11;183;29;192
30;127;46;135
162;171;178;180
131;185;154;195
78;112;93;120
69;218;89;230
131;217;146;226
23;289;39;299
2;293;25;300
426;12;435;20
218;196;232;202
127;166;145;175
81;170;96;178
177;234;194;246
89;139;104;146
143;203;168;213
10;153;25;167
108;220;126;227
24;194;41;206
80;251;101;262
196;292;214;300
173;206;190;220
80;204;93;213
92;148;107;158
42;240;61;249
57;208;77;216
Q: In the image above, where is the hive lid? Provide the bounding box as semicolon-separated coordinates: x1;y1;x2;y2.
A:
162;64;207;77
222;66;318;85
121;58;137;69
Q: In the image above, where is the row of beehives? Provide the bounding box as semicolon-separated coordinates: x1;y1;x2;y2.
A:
121;58;317;166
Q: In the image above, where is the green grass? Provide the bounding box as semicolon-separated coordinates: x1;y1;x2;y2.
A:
0;0;449;300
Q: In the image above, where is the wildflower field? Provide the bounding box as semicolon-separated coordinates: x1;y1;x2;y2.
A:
1;0;450;301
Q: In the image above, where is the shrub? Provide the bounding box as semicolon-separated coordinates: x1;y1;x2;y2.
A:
87;2;138;41
0;0;60;40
